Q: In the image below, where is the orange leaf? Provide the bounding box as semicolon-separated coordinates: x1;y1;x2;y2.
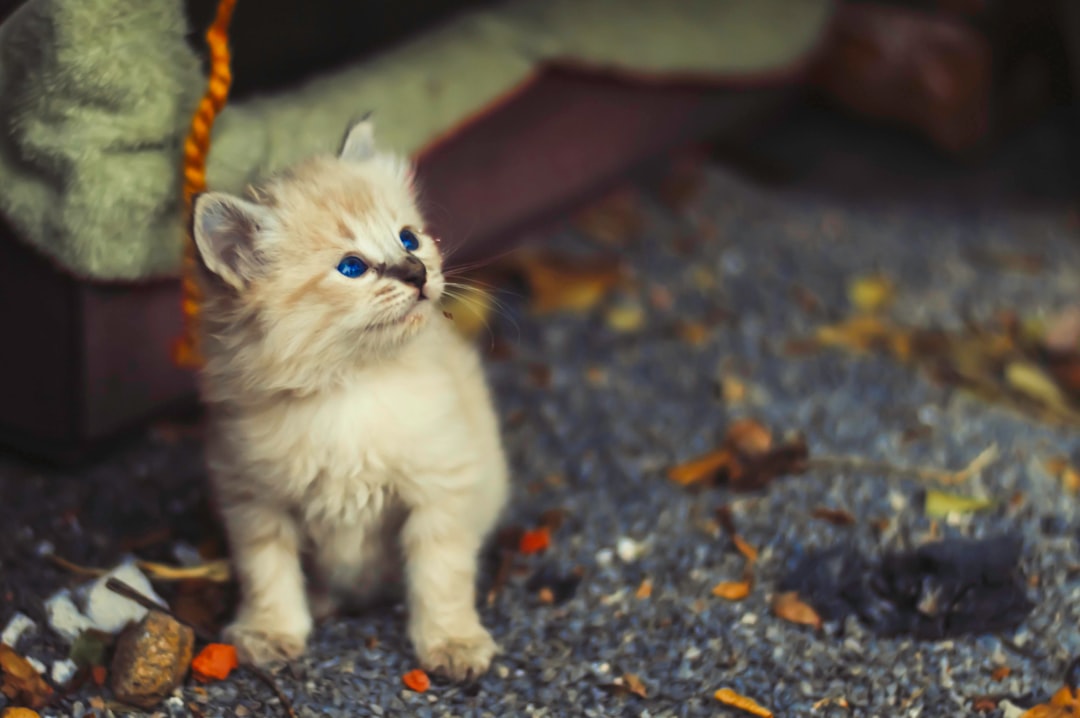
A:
667;449;734;486
635;579;653;599
732;535;759;563
621;673;648;699
990;666;1011;682
91;665;107;687
711;581;752;601
772;591;823;630
191;643;238;683
0;645;52;709
402;669;431;693
714;687;774;717
519;527;551;555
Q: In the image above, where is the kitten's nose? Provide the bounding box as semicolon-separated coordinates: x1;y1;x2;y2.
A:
386;255;427;292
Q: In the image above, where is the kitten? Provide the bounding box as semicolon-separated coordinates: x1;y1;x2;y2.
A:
189;118;510;681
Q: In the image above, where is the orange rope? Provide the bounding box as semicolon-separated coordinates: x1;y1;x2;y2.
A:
173;0;237;369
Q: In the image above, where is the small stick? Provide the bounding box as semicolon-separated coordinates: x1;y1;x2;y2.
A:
806;443;999;485
104;578;217;644
246;665;298;718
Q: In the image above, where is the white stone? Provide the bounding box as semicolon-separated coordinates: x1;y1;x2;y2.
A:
594;548;614;567
81;559;167;634
50;658;78;685
616;536;643;563
1;611;36;648
26;656;46;674
999;701;1025;718
45;590;91;643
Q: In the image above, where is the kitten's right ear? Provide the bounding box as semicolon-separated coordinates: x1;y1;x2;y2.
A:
191;192;272;290
339;112;376;163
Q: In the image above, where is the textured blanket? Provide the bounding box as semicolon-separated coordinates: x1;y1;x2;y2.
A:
0;0;834;280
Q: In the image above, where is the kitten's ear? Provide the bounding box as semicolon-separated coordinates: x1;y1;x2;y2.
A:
191;192;272;290
339;113;377;163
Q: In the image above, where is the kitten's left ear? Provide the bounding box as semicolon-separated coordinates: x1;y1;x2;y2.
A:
191;192;274;290
339;113;376;163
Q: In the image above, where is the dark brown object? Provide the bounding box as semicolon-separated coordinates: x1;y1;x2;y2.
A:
110;610;195;710
812;2;991;153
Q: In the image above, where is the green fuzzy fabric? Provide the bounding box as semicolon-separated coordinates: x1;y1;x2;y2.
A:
0;0;834;281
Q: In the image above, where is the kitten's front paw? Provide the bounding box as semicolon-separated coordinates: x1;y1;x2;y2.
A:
415;628;498;682
223;622;308;667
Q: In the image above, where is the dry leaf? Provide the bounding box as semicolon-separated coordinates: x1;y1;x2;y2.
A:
191;644;238;683
719;374;747;404
605;302;646;333
1045;456;1080;494
1006;361;1068;409
2;709;42;718
611;673;648;699
811;507;856;526
516;251;624;315
667;449;734;487
725;418;773;456
518;527;551;555
711;581;752;601
675;320;710;346
991;665;1011;682
635;579;653;600
849;273;895;314
0;645;53;710
714;687;774;717
924;490;994;518
732;535;759;563
814;315;896;353
137;559;231;583
772;591;823;630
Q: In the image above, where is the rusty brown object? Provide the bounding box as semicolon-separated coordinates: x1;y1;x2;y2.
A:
110;611;195;710
811;2;991;154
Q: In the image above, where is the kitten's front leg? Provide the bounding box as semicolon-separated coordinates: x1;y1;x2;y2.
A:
401;502;497;681
220;502;312;667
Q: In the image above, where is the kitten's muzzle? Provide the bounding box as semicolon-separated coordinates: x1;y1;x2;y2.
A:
384;256;427;296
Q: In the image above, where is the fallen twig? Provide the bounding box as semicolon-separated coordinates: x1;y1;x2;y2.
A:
806;444;999;485
47;554;230;583
104;578;217;644
246;665;298;718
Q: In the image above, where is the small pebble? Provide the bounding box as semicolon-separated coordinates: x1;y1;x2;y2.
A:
1;612;36;648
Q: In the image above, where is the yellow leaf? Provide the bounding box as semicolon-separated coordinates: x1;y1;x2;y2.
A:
605;302;645;333
814;316;892;353
136;559;231;583
848;273;895;314
516;251;623;315
924;490;994;518
714;687;774;717
711;581;752;601
1005;361;1067;409
2;709;42;718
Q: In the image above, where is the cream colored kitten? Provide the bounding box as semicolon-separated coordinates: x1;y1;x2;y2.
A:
189;118;509;681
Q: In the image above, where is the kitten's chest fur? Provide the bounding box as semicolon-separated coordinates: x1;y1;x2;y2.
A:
215;324;494;527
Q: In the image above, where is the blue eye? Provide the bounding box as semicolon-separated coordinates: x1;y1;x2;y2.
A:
399;228;419;252
336;256;368;278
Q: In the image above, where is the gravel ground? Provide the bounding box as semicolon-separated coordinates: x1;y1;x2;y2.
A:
2;158;1080;718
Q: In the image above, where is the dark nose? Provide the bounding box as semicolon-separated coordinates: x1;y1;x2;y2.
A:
385;255;427;291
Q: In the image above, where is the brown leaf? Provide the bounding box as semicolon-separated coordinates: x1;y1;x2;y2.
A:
711;581;752;601
724;418;773;456
714;687;773;717
810;507;856;526
970;696;999;713
990;666;1011;682
0;645;53;709
714;505;738;537
635;579;653;600
772;591;822;630
620;673;648;699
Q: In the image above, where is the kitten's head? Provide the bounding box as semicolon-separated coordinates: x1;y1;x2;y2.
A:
191;118;445;387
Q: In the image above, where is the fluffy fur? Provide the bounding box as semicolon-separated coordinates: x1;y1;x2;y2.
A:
190;119;509;681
